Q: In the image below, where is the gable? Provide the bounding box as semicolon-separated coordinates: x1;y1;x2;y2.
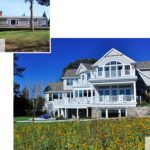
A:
76;63;88;74
93;48;135;67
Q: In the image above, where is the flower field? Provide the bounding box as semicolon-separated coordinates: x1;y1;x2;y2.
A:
14;118;150;150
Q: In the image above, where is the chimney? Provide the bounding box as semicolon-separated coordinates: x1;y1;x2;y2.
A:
0;11;2;16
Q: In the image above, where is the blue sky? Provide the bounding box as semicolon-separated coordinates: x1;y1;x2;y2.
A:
1;0;50;18
15;38;150;90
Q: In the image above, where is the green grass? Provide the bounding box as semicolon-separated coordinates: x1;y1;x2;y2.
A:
0;30;49;52
14;118;150;149
14;116;32;122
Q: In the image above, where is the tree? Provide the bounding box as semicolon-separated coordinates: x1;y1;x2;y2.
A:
61;58;97;77
14;54;25;77
36;0;50;6
25;0;34;32
43;11;47;18
21;87;29;99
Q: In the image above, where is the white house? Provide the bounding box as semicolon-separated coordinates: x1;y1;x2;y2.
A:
44;48;150;119
0;11;48;27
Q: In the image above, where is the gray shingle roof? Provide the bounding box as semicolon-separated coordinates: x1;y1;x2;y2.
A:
44;82;63;92
63;69;79;77
82;63;93;70
0;16;46;19
136;62;150;69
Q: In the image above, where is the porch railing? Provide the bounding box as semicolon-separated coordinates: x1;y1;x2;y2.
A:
53;95;135;106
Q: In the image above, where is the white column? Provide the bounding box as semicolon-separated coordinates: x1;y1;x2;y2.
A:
64;108;68;118
91;85;93;103
118;109;121;118
133;82;136;102
58;108;60;117
77;108;79;118
106;109;108;118
86;108;89;117
125;109;128;117
61;108;63;117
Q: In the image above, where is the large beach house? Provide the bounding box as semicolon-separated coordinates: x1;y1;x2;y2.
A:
0;11;48;28
44;48;150;119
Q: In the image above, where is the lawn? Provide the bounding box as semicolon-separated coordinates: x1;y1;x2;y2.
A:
0;30;49;52
14;118;150;150
14;116;31;122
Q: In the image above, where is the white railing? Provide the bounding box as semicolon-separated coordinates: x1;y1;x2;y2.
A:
73;79;91;86
53;95;135;106
98;95;134;103
91;70;135;79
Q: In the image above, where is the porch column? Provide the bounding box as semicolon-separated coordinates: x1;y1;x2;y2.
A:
61;108;64;117
118;109;121;118
91;85;93;103
58;108;60;117
106;109;108;119
133;81;136;102
77;108;79;118
86;108;89;117
125;109;128;117
64;108;68;118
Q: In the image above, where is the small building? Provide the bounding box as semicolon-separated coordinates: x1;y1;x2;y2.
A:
44;48;150;119
0;11;48;28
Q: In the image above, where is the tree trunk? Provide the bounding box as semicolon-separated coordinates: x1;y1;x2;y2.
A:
30;0;34;32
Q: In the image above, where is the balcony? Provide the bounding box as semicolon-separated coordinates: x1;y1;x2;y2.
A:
53;95;136;107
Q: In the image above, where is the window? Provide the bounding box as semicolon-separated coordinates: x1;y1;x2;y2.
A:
88;90;91;97
98;67;103;76
59;93;62;99
111;66;116;77
87;73;91;80
82;75;84;80
49;94;52;101
93;90;95;96
105;67;110;77
53;93;58;99
125;65;130;75
67;93;70;98
79;90;82;97
84;90;87;97
67;79;73;85
75;90;78;97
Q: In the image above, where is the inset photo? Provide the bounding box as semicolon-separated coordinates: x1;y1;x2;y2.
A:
0;0;50;52
14;38;150;149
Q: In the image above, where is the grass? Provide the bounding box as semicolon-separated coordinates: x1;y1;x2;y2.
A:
0;30;49;52
14;116;32;122
14;117;150;149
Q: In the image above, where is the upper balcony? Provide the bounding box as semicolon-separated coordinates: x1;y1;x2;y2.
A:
90;63;136;81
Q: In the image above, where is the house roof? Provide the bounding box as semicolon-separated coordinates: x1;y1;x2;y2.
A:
0;16;46;19
44;82;63;92
136;62;150;69
82;63;93;70
63;69;79;78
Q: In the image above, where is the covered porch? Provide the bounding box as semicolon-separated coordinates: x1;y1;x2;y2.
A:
56;107;91;119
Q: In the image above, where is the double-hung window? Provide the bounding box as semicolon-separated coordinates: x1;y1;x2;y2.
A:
125;65;130;75
98;67;103;76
